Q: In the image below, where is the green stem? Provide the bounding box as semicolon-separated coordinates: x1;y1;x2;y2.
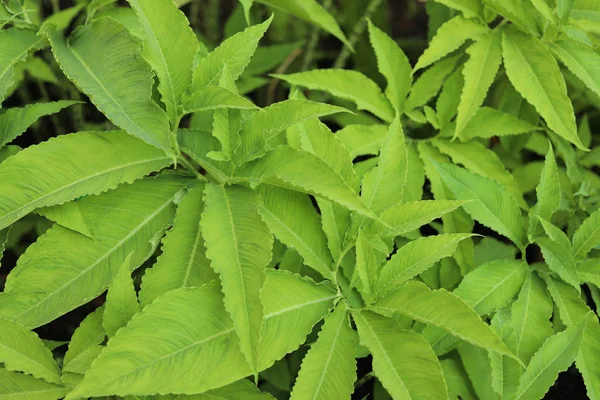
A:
333;0;384;69
301;0;333;70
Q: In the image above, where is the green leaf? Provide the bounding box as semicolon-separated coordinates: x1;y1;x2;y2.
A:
434;139;528;210
62;306;105;369
502;28;584;150
422;260;528;354
237;99;348;164
0;131;172;232
290;303;357;400
273;70;394;122
489;311;523;400
361;114;408;214
433;161;527;249
545;276;590;326
127;0;197;123
179;129;233;183
571;0;600;21
573;208;600;261
258;186;333;280
457;343;498;400
537;220;580;290
405;54;461;111
335;124;388;158
415;15;487;71
455;30;503;138
64;270;337;398
139;185;217;308
254;0;349;47
367;20;412;111
0;175;187;329
515;314;590;400
431;0;483;19
455;106;540;140
102;253;139;338
371;280;516;358
355;230;381;304
440;356;478;400
352;310;448;400
234;146;376;219
576;316;600;400
63;345;103;376
511;273;554;364
184;87;258;113
528;145;560;241
374;234;474;299
0;318;60;384
190;16;272;92
550;39;600;99
0;101;80;148
0;28;41;104
42;19;173;153
200;184;273;374
37;201;94;238
0;368;68;400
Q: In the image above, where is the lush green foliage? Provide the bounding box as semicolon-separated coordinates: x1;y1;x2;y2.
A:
2;0;600;399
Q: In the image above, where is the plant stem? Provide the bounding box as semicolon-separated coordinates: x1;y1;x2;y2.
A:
333;0;384;69
301;0;333;71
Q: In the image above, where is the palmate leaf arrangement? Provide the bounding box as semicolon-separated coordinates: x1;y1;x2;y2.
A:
2;0;600;399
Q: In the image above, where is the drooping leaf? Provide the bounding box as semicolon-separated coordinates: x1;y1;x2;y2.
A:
352;310;448;400
371;280;515;358
102;253;139;338
367;20;412;111
0;175;187;328
433;161;527;250
63;306;105;369
374;234;473;299
0;317;61;384
0;368;68;400
457;343;498;400
258;186;333;280
455;107;540;140
127;0;198;123
502;28;584;150
200;184;273;374
189;16;272;92
528;145;560;241
335;124;389;158
65;270;337;398
42;19;173;153
455;30;503;138
273;70;394;122
0;130;172;232
290;303;357;400
550;39;600;99
415;15;487;71
0;28;41;104
0;101;80;148
573;208;600;261
139;185;217;308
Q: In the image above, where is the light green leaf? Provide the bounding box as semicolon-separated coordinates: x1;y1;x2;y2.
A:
200;184;273;373
515;314;590;400
273;70;394;122
355;230;380;304
255;0;349;47
361;114;408;214
258;186;333;279
502;28;584;150
489;311;522;400
415;16;487;71
573;208;600;261
0;318;60;384
190;16;272;92
551;39;600;99
405;54;461;111
375;234;474;299
434;139;528;210
179;128;233;183
290;303;357;400
440;356;478;400
42;19;173;153
371;280;515;358
367;20;412;111
511;273;554;365
0;368;68;400
317;199;350;263
139;185;217;308
457;343;498;400
576;315;600;400
530;0;556;21
64;270;337;398
528;145;560;241
545;276;590;326
0;131;172;232
63;345;103;376
234;146;376;219
63;307;105;369
455;30;503;138
0;28;41;104
127;0;198;123
455;106;540;140
433;161;527;249
571;0;600;21
537;220;580;290
37;201;94;238
578;259;600;287
432;0;483;19
352;310;448;400
237;99;348;164
184;87;258;113
436;66;463;128
102;253;139;338
0;101;80;148
335;124;389;158
0;175;187;329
